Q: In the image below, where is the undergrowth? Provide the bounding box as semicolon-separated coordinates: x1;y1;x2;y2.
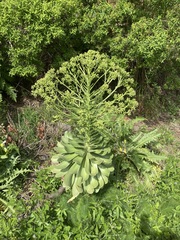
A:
0;119;180;240
0;154;179;239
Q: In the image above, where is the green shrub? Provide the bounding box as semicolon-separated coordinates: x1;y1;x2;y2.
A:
0;0;80;77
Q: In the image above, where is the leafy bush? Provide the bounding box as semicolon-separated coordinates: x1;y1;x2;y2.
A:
0;0;81;102
0;0;80;77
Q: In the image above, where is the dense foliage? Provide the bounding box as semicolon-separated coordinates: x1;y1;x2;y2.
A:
0;0;179;239
0;154;179;239
0;0;179;104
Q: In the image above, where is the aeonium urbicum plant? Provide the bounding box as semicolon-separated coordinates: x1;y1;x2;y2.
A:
32;50;138;201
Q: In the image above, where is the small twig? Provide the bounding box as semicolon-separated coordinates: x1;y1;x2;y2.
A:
45;186;65;199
